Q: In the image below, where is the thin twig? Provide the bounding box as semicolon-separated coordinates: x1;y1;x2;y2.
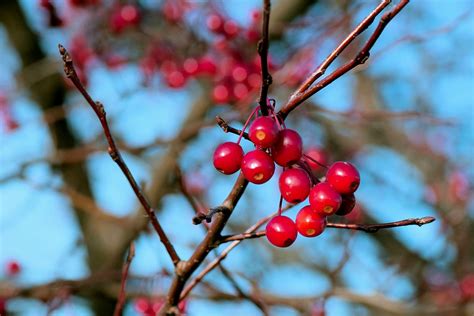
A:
258;0;272;116
113;242;136;316
327;216;436;233
216;116;250;141
279;0;410;119
58;44;181;266
217;263;270;315
294;0;391;96
218;216;436;243
180;204;296;300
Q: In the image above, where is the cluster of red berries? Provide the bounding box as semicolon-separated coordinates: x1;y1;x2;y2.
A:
266;160;360;247
213;102;360;247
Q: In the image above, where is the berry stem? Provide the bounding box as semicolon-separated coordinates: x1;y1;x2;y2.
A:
278;194;283;216
237;106;260;145
303;154;329;169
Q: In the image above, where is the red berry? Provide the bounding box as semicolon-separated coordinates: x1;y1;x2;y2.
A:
271;129;303;166
249;116;279;148
326;161;360;194
223;20;239;37
134;298;151;314
197;57;217;75
165;70;186;88
247;73;261;89
212;84;230;103
232;66;248;82
345;203;362;222
304;147;328;172
5;260;21;276
110;5;140;33
460;274;474;299
233;83;249;100
120;4;140;24
279;168;311;203
183;58;199;75
241;150;275;184
295;206;326;237
265;215;297;247
309;182;342;216
213;142;243;175
336;194;356;216
206;14;222;32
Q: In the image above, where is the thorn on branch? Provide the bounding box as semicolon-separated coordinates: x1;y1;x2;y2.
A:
193;206;230;225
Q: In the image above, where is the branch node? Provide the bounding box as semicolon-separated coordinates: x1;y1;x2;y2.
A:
257;40;263;54
175;261;188;278
192;206;230;225
95;101;105;116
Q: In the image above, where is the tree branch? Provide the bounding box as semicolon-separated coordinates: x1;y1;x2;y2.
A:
159;174;249;315
293;0;391;96
218;216;436;243
279;0;410;119
258;0;272;116
113;242;135;316
216;116;250;141
180;204;296;300
58;45;181;266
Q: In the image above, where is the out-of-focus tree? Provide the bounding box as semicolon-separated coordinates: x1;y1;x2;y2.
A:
0;0;472;315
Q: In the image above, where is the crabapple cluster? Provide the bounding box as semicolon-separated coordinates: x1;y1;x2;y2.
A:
213;102;361;248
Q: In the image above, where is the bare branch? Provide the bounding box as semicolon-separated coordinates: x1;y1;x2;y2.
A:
180;204;296;300
113;242;135;316
219;216;436;243
217;264;270;315
159;174;249;314
58;44;181;266
216;116;250;141
258;0;273;116
279;0;410;119
294;0;391;95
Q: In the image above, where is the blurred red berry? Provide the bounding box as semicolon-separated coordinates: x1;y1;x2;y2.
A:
5;260;21;277
232;66;248;82
134;297;150;314
304;147;328;172
233;83;249;101
162;1;183;23
197;57;217;75
110;5;140;33
212;84;230;103
165;70;186;88
207;14;223;33
448;171;469;202
223;20;239;37
345;203;362;222
183;58;199;75
336;194;356;216
460;274;474;299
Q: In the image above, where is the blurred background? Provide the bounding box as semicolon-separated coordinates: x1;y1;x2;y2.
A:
0;0;473;315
